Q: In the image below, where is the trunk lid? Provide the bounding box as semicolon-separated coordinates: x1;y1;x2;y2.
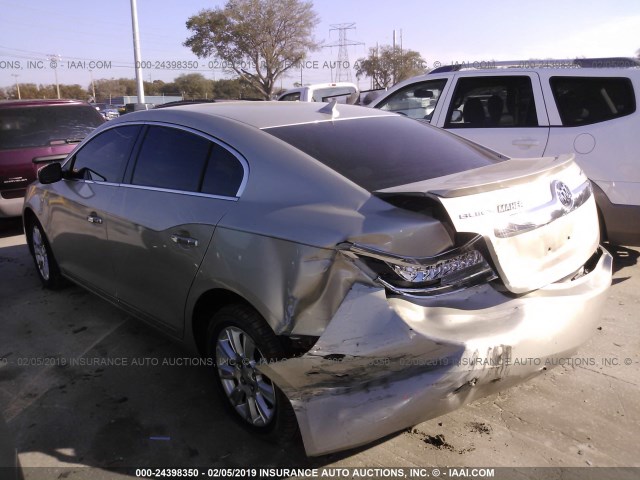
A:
376;154;599;293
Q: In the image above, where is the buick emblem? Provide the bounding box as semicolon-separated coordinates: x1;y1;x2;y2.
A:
553;180;573;209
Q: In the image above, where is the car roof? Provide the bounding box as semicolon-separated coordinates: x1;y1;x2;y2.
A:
120;101;393;129
0;99;90;109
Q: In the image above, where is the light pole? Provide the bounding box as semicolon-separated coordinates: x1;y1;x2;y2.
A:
48;54;61;99
11;74;20;99
89;69;96;101
130;0;145;105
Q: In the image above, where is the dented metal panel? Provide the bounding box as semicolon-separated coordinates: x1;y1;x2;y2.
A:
261;248;612;456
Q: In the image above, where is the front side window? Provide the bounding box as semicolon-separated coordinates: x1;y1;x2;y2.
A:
132;126;211;192
377;79;447;121
550;76;636;126
71;125;141;182
445;76;538;128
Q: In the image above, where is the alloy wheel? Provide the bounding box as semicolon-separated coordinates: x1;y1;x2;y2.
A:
215;326;277;426
32;224;50;281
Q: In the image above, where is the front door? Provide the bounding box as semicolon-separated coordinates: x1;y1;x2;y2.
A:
436;73;550;158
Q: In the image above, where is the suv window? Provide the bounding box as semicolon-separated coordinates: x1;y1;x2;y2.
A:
201;143;245;197
550;76;636;126
266;116;500;192
279;92;301;102
132;126;211;192
71;125;141;182
311;86;357;103
445;76;538;128
376;79;447;121
0;104;104;150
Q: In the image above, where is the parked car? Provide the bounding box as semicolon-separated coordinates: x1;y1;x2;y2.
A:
24;102;611;456
277;82;359;104
369;57;640;246
0;99;105;218
92;103;120;120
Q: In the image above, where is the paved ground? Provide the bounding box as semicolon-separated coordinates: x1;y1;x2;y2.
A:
1;217;639;479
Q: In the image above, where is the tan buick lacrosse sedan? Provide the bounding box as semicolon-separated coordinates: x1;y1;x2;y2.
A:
23;102;612;456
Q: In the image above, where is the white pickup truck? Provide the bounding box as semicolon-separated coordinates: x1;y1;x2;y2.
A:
277;82;359;104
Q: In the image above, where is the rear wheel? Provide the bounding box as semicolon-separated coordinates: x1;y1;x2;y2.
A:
27;219;65;289
206;304;298;440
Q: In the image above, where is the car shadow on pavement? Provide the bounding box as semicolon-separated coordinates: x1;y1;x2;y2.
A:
1;307;384;478
607;243;639;276
0;218;23;239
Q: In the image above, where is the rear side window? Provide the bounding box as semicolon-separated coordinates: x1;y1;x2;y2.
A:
266;116;500;192
132;126;211;192
0;105;104;150
445;76;538;128
72;125;141;183
550;76;636;126
201;143;244;197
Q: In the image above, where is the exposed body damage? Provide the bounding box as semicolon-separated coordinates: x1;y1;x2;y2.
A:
261;248;612;456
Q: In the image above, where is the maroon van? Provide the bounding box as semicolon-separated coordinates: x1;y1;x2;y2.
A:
0;99;104;218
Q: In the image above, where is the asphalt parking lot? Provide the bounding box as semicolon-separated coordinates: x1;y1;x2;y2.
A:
1;216;639;479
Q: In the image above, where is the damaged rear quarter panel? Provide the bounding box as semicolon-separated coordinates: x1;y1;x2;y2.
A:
260;247;611;456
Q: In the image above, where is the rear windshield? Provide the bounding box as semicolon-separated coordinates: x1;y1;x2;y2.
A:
0;104;104;150
265;115;501;191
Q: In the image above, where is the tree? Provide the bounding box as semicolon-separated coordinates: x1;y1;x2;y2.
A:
59;84;88;100
174;73;214;99
355;45;427;89
93;78;127;100
184;0;320;100
213;78;262;99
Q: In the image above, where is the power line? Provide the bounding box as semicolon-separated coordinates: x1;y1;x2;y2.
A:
323;23;364;83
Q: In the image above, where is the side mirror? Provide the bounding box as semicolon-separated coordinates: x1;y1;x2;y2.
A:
450;110;463;123
38;162;63;184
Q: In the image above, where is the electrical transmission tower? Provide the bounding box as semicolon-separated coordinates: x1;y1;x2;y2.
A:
324;23;364;82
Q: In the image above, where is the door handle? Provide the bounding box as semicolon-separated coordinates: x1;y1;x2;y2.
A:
86;213;103;224
170;234;198;247
512;138;540;148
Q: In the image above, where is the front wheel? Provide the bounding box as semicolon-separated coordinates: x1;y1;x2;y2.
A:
207;304;298;440
27;219;65;289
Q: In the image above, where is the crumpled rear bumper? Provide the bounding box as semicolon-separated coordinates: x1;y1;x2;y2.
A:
260;247;612;456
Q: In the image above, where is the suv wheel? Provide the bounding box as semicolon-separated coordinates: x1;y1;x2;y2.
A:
207;304;298;440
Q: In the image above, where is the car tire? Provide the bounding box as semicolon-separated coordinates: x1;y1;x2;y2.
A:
206;304;298;442
26;218;65;289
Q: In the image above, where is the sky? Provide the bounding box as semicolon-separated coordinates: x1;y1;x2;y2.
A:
0;0;639;92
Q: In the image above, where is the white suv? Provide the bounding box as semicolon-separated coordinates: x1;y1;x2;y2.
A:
369;58;640;245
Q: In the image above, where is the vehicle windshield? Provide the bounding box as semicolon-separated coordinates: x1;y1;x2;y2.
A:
0;105;104;150
265;115;501;191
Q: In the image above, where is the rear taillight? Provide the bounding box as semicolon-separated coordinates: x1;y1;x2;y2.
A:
339;235;496;297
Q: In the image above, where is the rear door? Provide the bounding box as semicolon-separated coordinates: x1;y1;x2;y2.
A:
109;124;247;334
436;73;550;157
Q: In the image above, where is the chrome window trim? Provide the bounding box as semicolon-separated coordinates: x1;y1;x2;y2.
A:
65;120;249;198
118;183;239;201
78;180;120;187
75;180;238;202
